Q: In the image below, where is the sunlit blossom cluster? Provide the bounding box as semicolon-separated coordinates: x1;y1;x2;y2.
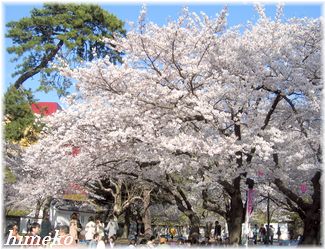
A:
11;6;321;212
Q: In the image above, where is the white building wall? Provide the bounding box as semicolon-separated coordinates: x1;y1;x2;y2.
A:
18;204;98;233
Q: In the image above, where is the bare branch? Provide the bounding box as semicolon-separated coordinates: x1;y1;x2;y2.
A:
97;179;116;198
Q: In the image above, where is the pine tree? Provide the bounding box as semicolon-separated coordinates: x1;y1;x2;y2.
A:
4;85;42;145
6;3;125;96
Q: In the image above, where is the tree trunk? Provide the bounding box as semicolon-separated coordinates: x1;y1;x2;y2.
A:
142;189;152;238
299;171;321;245
172;186;201;240
34;199;42;220
218;176;245;245
122;207;131;239
42;197;52;218
205;222;213;238
113;204;122;218
104;207;111;222
113;179;123;218
187;211;200;238
203;179;245;245
274;171;321;246
299;207;320;245
227;191;244;245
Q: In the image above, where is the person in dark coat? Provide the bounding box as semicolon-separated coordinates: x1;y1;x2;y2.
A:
40;213;52;241
214;221;222;242
4;224;22;246
24;222;41;245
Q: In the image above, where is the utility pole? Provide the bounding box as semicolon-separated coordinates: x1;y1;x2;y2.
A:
266;191;270;245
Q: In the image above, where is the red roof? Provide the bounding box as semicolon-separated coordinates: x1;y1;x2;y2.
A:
31;102;62;116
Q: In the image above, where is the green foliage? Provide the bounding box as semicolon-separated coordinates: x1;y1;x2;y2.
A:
6;3;126;96
251;209;267;225
4;85;41;144
6;209;31;216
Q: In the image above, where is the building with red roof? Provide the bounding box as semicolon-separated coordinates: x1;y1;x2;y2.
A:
31;102;62;116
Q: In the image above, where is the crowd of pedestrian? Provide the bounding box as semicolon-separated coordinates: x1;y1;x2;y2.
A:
4;217;229;248
5;215;294;248
252;224;277;245
4;212;120;247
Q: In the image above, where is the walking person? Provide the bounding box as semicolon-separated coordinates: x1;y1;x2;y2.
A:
276;226;282;245
170;227;176;240
252;224;259;245
76;213;83;240
40;214;52;244
259;224;266;244
24;222;41;245
288;228;294;245
128;219;138;242
95;217;105;240
269;225;275;245
214;221;222;244
106;215;119;241
136;218;144;237
205;222;212;241
26;219;31;234
85;216;96;245
4;224;22;246
70;213;81;244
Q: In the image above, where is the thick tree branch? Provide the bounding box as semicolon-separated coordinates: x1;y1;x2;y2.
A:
285;198;306;219
122;196;143;210
246;91;283;165
202;189;227;218
174;198;187;213
233;109;243;167
14;40;64;89
171;33;186;80
97;179;116;198
311;171;321;205
273;178;309;211
135;160;160;169
218;180;235;195
282;96;308;137
261;93;283;130
177;186;192;210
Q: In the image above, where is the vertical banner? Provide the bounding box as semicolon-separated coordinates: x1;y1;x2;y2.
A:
245;188;255;246
247;188;255;215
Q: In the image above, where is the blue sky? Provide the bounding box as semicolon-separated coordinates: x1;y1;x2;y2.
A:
3;3;322;105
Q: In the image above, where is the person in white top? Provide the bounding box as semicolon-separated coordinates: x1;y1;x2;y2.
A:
95;218;105;240
97;238;106;249
85;216;96;244
105;215;119;239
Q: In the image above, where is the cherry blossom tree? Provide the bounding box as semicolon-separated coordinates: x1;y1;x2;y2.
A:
18;4;321;245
